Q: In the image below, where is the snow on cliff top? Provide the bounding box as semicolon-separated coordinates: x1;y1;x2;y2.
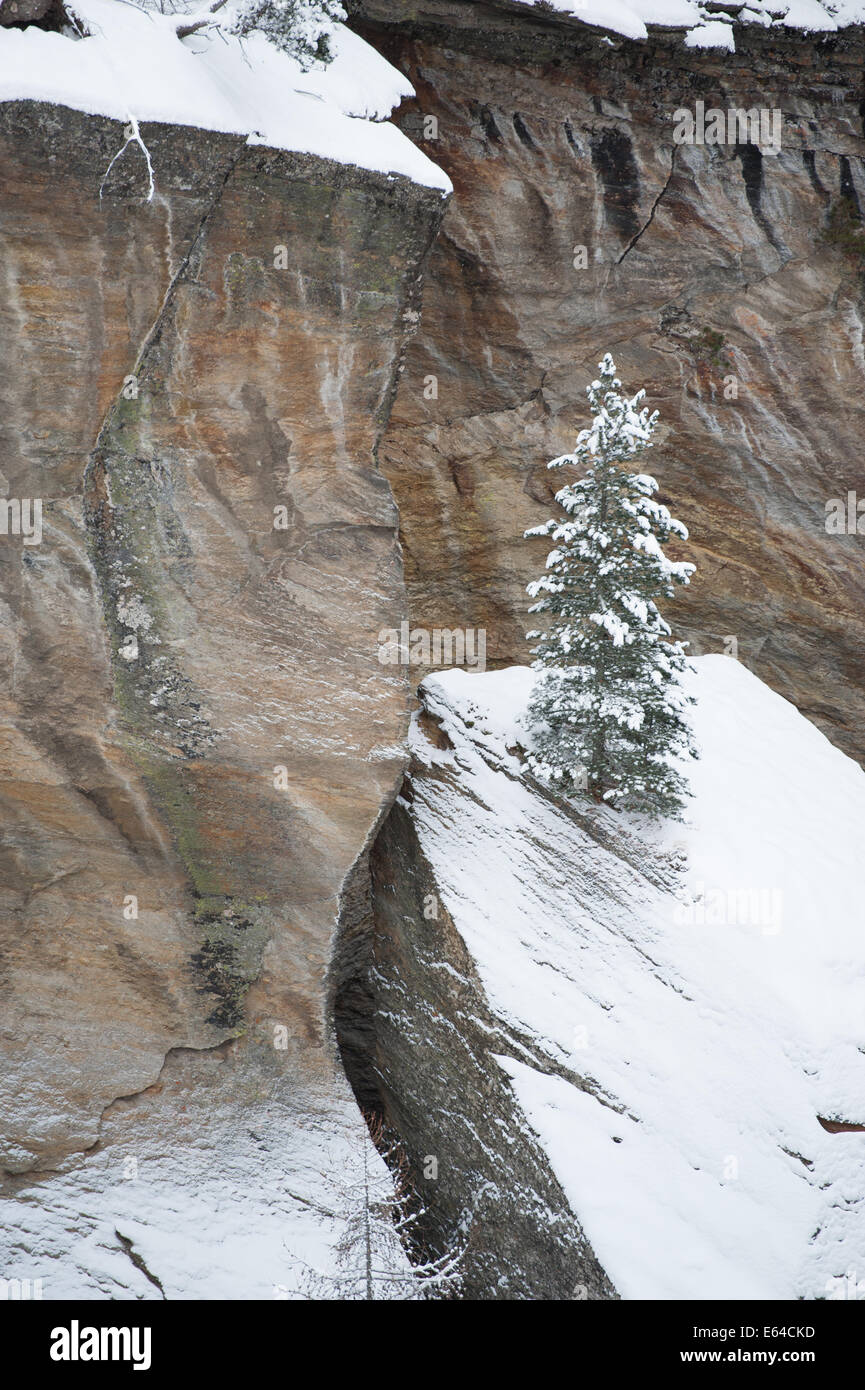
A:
0;0;451;192
524;0;858;45
409;656;865;1297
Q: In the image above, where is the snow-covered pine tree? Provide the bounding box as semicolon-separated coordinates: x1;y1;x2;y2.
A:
524;353;697;820
157;0;346;69
228;0;345;66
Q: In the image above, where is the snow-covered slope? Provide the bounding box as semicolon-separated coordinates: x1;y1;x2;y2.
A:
521;0;863;46
0;1076;414;1299
406;656;865;1298
0;0;450;191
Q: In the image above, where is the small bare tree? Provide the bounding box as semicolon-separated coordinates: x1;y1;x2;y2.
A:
287;1115;465;1301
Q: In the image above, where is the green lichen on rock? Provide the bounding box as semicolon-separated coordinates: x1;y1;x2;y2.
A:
693;326;731;368
84;387;266;1038
136;756;224;899
84;407;209;759
190;899;272;1031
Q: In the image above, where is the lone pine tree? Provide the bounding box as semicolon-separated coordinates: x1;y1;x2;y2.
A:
524;354;697;819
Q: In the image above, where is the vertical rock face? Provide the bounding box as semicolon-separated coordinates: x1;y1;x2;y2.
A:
334;789;617;1300
0;101;445;1293
353;1;865;765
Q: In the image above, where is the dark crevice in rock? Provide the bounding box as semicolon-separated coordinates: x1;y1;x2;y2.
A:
115;1230;167;1298
327;754;411;1100
839;153;861;212
736;140;766;223
736;140;787;257
372;184;450;452
563;119;584;159
330;844;386;1120
591;126;641;244
122;146;243;374
331;772;618;1300
803;148;830;205
474;102;503;144
512;111;536;149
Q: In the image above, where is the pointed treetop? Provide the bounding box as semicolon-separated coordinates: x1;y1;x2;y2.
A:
596;352;619;384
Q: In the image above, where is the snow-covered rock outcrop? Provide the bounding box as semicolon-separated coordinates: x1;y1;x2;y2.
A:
0;0;450;191
518;0;865;46
354;656;865;1298
357;0;865;771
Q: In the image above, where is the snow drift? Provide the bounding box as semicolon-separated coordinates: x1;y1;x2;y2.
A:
0;0;450;191
522;0;862;47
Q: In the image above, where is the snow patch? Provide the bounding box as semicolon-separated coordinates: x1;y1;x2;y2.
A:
522;0;865;47
684;19;737;48
0;0;450;192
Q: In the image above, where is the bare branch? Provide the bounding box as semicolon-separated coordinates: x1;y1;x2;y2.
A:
175;0;227;40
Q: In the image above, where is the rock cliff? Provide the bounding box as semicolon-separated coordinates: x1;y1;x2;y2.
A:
353;0;865;764
0;97;445;1294
3;0;865;1299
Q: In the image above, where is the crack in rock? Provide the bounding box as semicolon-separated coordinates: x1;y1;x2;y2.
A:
115;1229;166;1299
617;146;677;265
